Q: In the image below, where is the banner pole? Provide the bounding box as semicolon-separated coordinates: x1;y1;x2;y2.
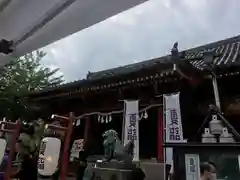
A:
122;100;126;141
163;94;166;180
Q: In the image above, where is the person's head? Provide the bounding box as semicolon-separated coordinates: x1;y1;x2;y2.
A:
5;148;10;154
200;162;217;180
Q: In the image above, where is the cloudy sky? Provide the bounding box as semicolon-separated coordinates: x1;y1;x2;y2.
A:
41;0;240;82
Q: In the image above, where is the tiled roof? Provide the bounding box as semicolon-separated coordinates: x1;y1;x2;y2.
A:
186;35;240;70
31;35;240;96
88;35;240;80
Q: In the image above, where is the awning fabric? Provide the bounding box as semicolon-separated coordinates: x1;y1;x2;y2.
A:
0;0;148;65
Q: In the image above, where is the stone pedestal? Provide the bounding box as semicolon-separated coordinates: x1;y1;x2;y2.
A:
91;161;137;180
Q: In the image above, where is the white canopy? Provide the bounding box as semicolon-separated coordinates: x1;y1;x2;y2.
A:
0;0;148;65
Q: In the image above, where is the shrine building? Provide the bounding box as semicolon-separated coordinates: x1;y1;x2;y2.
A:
28;34;240;162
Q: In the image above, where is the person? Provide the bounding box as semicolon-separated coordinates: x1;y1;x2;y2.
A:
12;153;38;180
76;151;88;180
0;149;9;180
12;125;38;180
200;162;217;180
127;167;146;180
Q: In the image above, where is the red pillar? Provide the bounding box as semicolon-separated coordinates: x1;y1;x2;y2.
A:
157;107;164;163
4;119;20;180
60;112;74;180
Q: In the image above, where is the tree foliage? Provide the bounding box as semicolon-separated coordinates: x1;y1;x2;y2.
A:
0;50;64;120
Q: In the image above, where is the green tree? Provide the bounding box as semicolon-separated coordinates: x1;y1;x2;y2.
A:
0;50;64;120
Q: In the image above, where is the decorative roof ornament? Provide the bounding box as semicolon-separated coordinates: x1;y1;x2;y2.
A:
101;116;105;123
171;42;179;61
108;115;112;123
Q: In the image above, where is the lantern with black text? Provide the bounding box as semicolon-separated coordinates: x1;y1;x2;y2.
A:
38;137;61;176
38;113;73;180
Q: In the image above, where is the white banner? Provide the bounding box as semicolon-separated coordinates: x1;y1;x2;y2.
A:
164;93;184;165
185;154;200;180
123;100;139;161
164;93;183;142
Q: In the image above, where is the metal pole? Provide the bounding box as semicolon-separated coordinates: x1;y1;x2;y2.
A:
211;74;221;111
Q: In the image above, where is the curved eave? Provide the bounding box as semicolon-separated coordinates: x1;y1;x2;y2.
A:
28;70;178;101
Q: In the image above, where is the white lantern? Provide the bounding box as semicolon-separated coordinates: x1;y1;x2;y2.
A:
0;138;6;164
38;137;61;176
76;119;81;126
108;115;112;122
143;111;148;119
209;115;223;135
101;116;105;123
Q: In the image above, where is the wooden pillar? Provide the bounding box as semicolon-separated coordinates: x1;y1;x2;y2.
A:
157;107;164;162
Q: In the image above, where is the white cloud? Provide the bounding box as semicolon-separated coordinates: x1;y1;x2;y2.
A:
41;0;240;82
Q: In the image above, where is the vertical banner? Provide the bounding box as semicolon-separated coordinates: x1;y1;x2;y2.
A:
164;93;183;142
185;154;200;180
123;100;139;161
164;93;184;165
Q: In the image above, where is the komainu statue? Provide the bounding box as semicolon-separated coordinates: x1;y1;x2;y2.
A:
102;129;134;162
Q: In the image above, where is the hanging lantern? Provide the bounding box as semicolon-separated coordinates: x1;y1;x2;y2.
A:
108;115;112;122
101;116;105;123
76;119;81;126
105;117;108;123
51;114;55;119
143;111;148;119
209;115;223;135
38;137;61;176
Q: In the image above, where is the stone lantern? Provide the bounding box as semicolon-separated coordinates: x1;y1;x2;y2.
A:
220;128;235;143
202;128;216;143
209;115;223;135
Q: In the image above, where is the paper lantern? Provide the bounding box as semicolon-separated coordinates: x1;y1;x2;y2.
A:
38;137;61;176
0;138;6;164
